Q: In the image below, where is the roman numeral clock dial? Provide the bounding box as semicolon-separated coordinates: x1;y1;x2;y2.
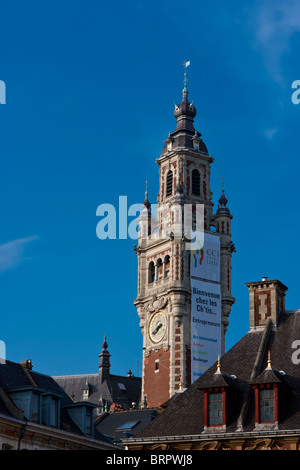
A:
149;312;167;343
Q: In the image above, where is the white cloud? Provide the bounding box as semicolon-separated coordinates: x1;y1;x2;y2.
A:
254;0;300;85
0;236;38;273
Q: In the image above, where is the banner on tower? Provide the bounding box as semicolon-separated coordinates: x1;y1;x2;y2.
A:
190;231;220;282
190;278;222;382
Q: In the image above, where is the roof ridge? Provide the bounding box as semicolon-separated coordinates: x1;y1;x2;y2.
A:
53;373;98;379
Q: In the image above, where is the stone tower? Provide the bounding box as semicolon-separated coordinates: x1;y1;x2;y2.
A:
134;73;235;408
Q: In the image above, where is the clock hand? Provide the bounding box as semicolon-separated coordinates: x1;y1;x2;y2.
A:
152;322;163;335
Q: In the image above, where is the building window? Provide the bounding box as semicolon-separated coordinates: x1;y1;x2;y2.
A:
155;360;159;372
86;410;93;436
157;258;163;280
166;171;173;197
208;392;223;426
32;392;40;422
164;255;170;278
148;262;155;283
2;444;13;450
9;389;41;423
42;395;60;428
259;388;275;422
191;169;200;196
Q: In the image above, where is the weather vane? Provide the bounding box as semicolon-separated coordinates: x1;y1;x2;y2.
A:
183;60;190;91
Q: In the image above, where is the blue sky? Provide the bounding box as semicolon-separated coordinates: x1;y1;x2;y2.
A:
0;0;300;378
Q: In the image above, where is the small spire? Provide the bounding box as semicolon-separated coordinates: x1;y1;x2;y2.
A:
216;177;230;215
215;356;221;374
266;350;272;370
99;335;111;382
143;179;151;210
220;177;227;202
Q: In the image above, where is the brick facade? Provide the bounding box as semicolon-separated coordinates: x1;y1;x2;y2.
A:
143;348;170;408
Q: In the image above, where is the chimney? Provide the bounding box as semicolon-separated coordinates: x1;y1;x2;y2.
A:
20;359;33;370
246;277;288;329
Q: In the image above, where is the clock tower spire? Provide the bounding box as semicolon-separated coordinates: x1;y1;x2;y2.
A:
134;69;235;408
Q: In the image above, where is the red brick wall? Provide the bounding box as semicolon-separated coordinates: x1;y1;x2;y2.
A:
144;348;170;408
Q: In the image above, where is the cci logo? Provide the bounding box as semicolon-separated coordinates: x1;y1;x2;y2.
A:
0;80;6;104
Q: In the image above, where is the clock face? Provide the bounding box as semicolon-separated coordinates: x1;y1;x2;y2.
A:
149;312;167;343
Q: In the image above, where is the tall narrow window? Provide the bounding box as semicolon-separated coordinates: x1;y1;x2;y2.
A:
259;389;275;422
191;169;200;196
148;262;155;283
157;258;163;280
208;392;223;426
164;255;170;278
166;171;173;197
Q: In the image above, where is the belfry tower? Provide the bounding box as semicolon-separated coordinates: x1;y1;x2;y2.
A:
134;69;235;408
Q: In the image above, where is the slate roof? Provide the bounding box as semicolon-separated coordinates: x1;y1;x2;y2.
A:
53;372;141;411
0;359;113;445
53;337;141;412
129;310;300;441
160;89;209;156
95;409;158;444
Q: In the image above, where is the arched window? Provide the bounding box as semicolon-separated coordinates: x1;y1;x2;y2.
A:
192;169;200;196
148;262;155;284
164;255;170;278
157;258;163;280
166;171;173;197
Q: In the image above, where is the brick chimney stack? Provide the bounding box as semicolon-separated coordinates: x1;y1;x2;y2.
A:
20;359;33;370
246;278;288;329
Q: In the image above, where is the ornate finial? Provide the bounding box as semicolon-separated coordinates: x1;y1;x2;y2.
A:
183;60;190;92
178;376;183;391
215;356;221;374
266;350;272;370
102;335;108;350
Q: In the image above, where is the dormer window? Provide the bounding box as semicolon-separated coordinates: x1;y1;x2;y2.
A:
42;393;61;428
86;409;93;436
203;389;226;428
82;381;90;400
9;388;43;424
259;388;275;422
251;351;282;427
65;402;96;437
200;358;244;432
208;392;224;426
253;384;278;425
